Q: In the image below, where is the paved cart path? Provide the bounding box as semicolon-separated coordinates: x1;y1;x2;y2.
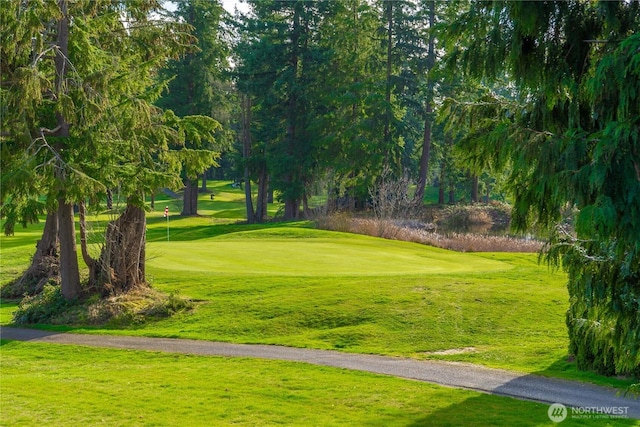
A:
2;327;639;419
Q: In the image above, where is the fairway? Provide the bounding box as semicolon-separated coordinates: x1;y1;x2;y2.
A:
148;227;510;276
1;207;638;425
0;205;633;389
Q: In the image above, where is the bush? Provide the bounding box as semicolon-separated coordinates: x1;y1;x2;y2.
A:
85;289;194;326
12;286;194;326
13;285;80;324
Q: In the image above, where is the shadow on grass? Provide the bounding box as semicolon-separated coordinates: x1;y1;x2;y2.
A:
537;357;638;390
403;393;640;426
403;393;553;426
145;219;312;242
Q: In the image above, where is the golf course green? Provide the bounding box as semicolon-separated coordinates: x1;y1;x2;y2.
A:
1;182;636;426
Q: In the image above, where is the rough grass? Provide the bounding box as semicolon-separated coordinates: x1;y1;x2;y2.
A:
316;215;544;252
11;285;192;326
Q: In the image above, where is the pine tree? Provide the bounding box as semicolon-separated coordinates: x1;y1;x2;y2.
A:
1;0;218;298
312;0;388;208
235;0;334;219
445;0;640;376
156;0;231;216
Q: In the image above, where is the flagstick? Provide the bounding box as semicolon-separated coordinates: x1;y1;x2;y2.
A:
164;206;170;242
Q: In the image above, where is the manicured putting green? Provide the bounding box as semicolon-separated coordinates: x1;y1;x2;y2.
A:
147;227;511;276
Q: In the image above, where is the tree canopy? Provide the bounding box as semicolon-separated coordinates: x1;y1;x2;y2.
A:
444;0;640;375
1;0;221;297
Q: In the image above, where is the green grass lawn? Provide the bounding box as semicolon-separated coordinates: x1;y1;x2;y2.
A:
1;181;637;425
2;340;632;427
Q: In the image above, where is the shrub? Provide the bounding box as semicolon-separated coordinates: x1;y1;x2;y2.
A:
12;286;194;326
13;285;80;324
85;289;194;326
369;167;418;220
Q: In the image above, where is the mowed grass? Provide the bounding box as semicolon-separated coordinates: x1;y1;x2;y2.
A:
1;181;637;425
148;227;508;276
2;340;631;427
2;198;632;388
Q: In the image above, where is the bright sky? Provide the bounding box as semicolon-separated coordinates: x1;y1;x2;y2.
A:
165;1;248;15
222;0;249;15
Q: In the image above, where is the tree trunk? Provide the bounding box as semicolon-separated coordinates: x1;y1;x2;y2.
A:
284;196;300;220
282;5;301;222
241;95;255;223
244;175;255;223
448;184;456;205
201;173;207;192
79;200;99;286
471;175;479;203
96;203;147;295
415;1;436;202
302;193;310;217
181;179;198;216
55;1;81;300
106;188;113;210
416;107;433;202
267;186;274;204
58;199;82;299
383;0;393;167
255;168;269;222
438;161;446;205
3;212;60;297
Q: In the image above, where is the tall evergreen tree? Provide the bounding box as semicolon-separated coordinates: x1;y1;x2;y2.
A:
1;0;218;298
312;0;388;208
156;0;231;216
236;0;334;219
445;0;640;375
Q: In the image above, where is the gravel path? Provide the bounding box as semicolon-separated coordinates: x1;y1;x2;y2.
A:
2;326;639;419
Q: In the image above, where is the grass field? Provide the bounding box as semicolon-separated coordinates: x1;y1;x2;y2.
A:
5;340;631;427
1;181;637;425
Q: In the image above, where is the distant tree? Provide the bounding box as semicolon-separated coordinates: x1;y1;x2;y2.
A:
236;0;334;220
312;0;389;208
413;0;437;201
156;0;231;216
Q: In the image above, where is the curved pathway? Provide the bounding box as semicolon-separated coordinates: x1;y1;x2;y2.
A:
2;327;639;419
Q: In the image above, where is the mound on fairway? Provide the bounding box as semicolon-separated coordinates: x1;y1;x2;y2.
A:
147;227;511;276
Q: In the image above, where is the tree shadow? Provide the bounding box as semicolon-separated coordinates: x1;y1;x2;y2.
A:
401;393;553;426
144;219;289;242
401;391;640;426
